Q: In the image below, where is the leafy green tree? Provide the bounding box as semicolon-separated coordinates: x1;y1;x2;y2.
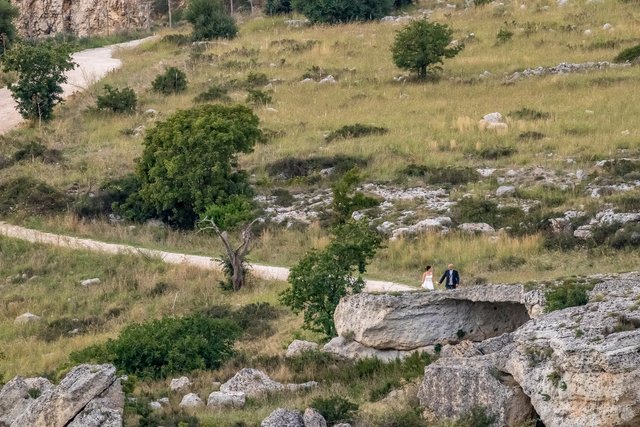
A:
263;0;292;15
0;0;19;57
331;169;379;225
293;0;393;24
280;220;382;337
121;104;261;228
2;42;75;123
391;19;463;79
186;0;237;41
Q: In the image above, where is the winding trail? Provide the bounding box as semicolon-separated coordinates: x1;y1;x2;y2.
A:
0;36;414;293
0;222;415;292
0;37;155;135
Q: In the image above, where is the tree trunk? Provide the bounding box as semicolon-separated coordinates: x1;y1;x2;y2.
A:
231;255;244;291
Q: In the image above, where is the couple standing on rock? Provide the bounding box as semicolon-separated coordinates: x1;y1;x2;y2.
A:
421;264;460;290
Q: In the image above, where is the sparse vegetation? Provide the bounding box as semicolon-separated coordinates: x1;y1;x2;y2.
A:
294;0;393;24
151;67;188;94
96;85;137;113
545;280;595;313
186;0;238;40
613;43;640;63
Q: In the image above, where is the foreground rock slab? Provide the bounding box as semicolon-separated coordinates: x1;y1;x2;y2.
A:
5;364;123;427
220;368;317;398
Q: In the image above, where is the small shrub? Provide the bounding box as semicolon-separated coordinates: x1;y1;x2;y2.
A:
456;329;466;339
499;255;527;269
496;27;513;44
0;177;67;216
519;131;546;140
609;223;640;249
400;164;480;185
263;0;292;15
545;281;594;312
27;388;41;399
194;85;230;103
367;405;425;426
509;108;551;120
161;33;192;45
266;155;368;179
326;124;388;142
271;39;319;54
246;89;272;106
245;72;269;88
476;145;516;159
74;174;141;219
152;67;188;95
96;85;137;113
614;43;640;63
12;141;62;164
311;396;358;424
455;406;497;427
148;281;173;297
604;314;640;336
602;159;640;179
271;188;295;206
39;317;102;342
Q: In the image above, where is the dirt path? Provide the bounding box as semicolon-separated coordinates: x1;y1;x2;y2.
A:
0;37;155;135
0;222;416;293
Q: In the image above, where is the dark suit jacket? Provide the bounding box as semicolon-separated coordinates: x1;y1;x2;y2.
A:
439;269;460;287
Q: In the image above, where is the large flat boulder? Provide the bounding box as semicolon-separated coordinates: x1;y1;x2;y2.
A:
334;285;540;351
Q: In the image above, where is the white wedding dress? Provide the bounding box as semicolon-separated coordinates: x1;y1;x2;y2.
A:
422;273;434;290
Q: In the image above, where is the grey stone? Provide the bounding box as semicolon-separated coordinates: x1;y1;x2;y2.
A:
67;379;124;427
220;368;316;398
169;376;191;392
318;75;336;84
207;391;245;409
303;408;327;427
285;340;319;358
482;112;504;123
149;401;162;410
80;278;101;286
14;312;41;324
261;408;304;427
179;393;203;408
457;223;495;234
496;185;516;197
323;336;431;362
11;364;118;427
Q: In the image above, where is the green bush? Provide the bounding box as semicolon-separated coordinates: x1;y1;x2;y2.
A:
264;0;292;15
266;155;368;180
391;19;464;79
602;159;640;179
475;145;516;159
96;85;137;113
152;67;187;95
72;314;240;378
609;223;640;249
508;107;551;120
194;85;230;103
246;89;272;106
0;177;67;216
311;396;358;424
326;123;388;142
186;0;237;40
331;169;379;224
293;0;393;24
12;140;62;164
39;317;102;342
74;174;141;219
119;104;260;228
544;281;594;313
614;43;640;63
245;71;270;88
496;27;513;44
161;33;192;45
400;164;479;185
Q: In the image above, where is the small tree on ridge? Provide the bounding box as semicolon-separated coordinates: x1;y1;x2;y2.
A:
391;19;463;79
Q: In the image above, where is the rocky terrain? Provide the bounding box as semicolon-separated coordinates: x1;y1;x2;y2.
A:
11;0;151;38
318;273;640;426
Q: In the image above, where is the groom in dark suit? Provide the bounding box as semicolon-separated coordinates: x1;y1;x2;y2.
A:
439;264;460;289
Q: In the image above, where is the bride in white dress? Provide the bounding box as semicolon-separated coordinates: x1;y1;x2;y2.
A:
421;265;434;290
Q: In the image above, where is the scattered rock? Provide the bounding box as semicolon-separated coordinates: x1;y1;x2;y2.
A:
149;401;162;410
143;109;158;117
80;278;101;287
303;408;327;427
261;408;304;427
496;185;516;197
482;112;504;123
595;209;640;226
318;75;336;84
285;340;319;358
220;368;317;398
323;336;431;362
602;23;613;30
14;312;41;324
170;376;191;392
179;393;203;408
390;217;452;240
207;391;246;409
573;224;593;239
457;223;495;234
505;61;629;83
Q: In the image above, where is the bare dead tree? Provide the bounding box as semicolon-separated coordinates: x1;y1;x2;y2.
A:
198;216;261;291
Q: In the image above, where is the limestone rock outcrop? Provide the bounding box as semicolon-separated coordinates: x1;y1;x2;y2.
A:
418;273;640;427
2;364;123;427
331;285;541;353
261;408;304;427
12;0;152;38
